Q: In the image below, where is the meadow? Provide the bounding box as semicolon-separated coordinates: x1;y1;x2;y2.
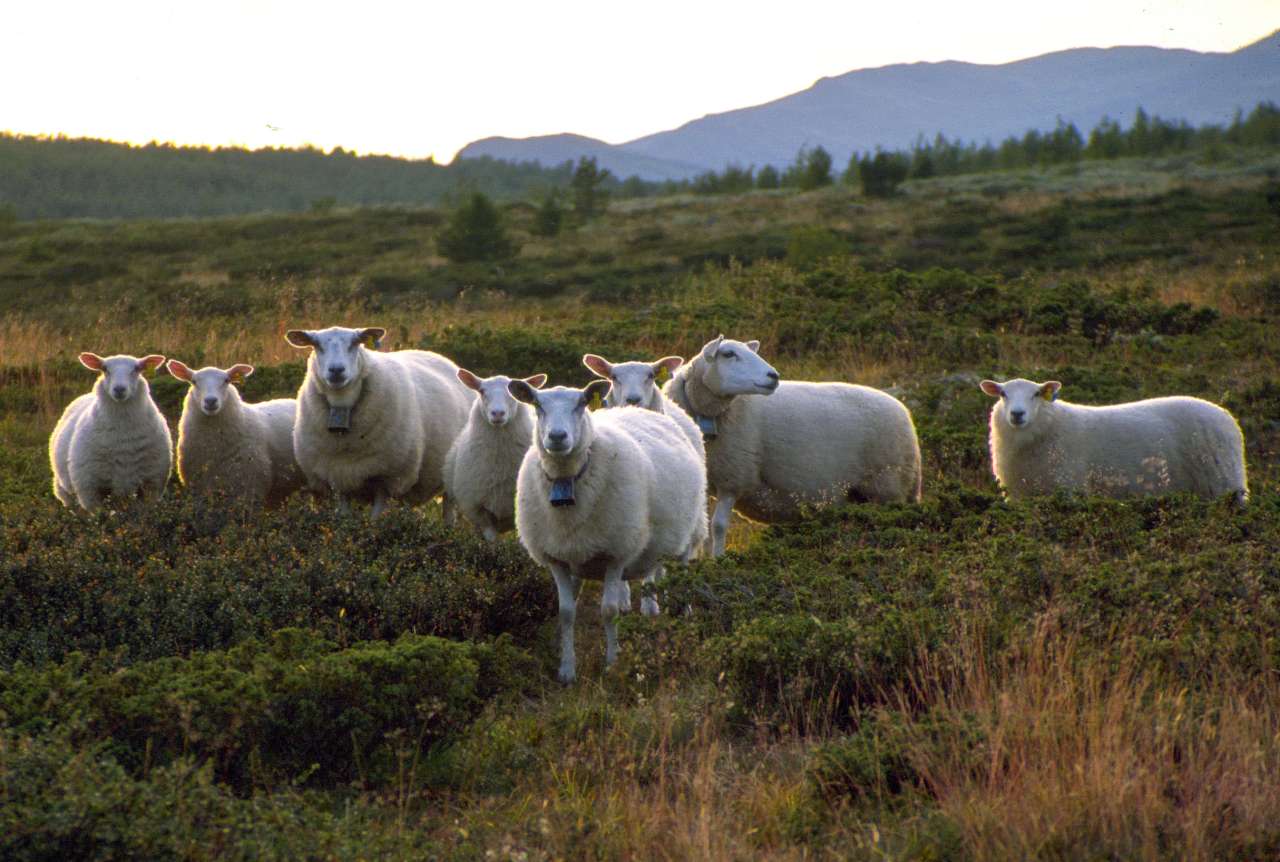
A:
2;151;1280;859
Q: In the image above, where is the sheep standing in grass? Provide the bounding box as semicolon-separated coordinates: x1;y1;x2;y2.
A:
583;352;709;602
442;368;547;540
664;335;922;557
980;378;1248;502
509;380;707;683
286;326;474;516
167;360;304;507
49;353;172;510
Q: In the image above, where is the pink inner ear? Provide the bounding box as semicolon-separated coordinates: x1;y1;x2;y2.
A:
79;353;104;370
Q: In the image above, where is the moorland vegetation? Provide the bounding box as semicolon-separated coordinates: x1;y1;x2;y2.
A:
2;142;1280;858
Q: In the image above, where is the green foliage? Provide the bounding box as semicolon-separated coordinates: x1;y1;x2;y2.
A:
570;156;612;220
437;192;518;263
0;628;536;789
785;225;847;269
0;495;550;666
531;191;565;237
857;150;911;197
756;164;781;189
784;146;834;191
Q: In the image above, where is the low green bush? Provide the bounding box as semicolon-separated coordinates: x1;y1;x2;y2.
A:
0;628;537;789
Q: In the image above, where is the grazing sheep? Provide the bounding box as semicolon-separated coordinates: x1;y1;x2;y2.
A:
979;377;1248;502
509;380;707;683
49;353;172;510
664;335;922;557
286;326;475;516
442;368;547;540
583;351;709;576
166;360;304;506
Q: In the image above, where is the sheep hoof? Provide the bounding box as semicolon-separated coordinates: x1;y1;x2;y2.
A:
641;597;660;617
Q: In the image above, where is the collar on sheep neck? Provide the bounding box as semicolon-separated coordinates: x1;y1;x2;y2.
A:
678;362;733;442
540;450;591;507
322;376;371;433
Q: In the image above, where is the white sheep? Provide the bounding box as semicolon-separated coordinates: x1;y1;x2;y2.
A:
166;360;304;507
442;368;547;541
664;335;923;557
979;377;1249;502
583;352;710;577
509;380;707;683
49;353;172;510
285;326;475;516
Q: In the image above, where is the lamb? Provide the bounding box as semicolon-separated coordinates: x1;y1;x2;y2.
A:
509;380;707;682
442;368;547;540
583;351;709;567
285;326;475;516
664;335;923;557
49;352;172;510
979;377;1248;502
166;360;304;506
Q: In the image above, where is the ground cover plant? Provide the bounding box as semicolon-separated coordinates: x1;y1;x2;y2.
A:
2;156;1279;859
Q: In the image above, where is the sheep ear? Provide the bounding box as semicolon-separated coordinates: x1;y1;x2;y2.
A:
525;373;548;389
456;368;483;391
227;363;254;385
652;356;683;385
358;327;385;349
701;335;725;362
745;340;760;353
79;352;104;371
285;329;315;348
583;379;612;410
166;359;193;382
582;354;612;379
508;380;539;406
138;355;166;374
1040;381;1062;401
979;380;1004;398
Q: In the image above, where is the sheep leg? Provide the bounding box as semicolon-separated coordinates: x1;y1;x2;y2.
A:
600;562;627;668
617;579;632;613
441;494;458;527
334;487;352;516
710;492;736;557
640;566;662;617
550;564;579;683
370;486;389;518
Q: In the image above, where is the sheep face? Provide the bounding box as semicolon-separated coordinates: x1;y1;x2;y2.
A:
583;354;683;408
980;378;1062;430
697;335;779;397
458;369;547;427
285;326;385;391
80;353;165;403
168;361;253;416
510;381;611;456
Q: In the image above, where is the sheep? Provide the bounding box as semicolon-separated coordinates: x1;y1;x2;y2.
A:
285;326;475;516
166;360;304;507
664;335;923;557
49;353;172;510
583;352;709;608
509;379;707;683
979;377;1249;502
441;368;548;541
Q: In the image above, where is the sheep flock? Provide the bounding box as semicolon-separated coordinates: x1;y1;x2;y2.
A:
49;330;1251;679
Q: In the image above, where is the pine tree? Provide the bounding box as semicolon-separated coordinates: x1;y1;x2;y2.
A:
437;192;518;263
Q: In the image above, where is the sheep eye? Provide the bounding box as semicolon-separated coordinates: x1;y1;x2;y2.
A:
720;350;736;359
647;372;655;381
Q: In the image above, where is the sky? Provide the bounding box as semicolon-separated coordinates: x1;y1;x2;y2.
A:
3;1;1275;163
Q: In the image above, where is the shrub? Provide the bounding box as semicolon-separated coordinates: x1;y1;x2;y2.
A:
437;192;518;263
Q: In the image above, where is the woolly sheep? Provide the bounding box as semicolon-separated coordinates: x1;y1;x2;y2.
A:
979;377;1248;502
664;335;923;557
49;353;172;510
166;360;304;507
509;380;707;683
583;351;709;573
442;368;548;540
285;326;475;516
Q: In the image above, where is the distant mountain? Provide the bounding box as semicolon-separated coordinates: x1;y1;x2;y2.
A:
456;133;703;183
458;29;1280;180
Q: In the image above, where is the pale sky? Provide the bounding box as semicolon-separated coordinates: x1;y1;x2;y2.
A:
3;1;1275;163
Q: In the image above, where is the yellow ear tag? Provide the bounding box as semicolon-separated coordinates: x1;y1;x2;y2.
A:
230;374;244;387
589;391;603;410
1043;388;1057;402
656;365;671;385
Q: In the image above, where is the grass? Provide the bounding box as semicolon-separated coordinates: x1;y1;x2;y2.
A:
2;153;1279;859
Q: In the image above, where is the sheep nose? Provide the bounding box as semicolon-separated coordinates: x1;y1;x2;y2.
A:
1010;409;1026;424
111;385;127;399
547;430;568;447
766;370;779;381
204;397;219;411
490;409;506;422
326;365;345;381
625;396;642;406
